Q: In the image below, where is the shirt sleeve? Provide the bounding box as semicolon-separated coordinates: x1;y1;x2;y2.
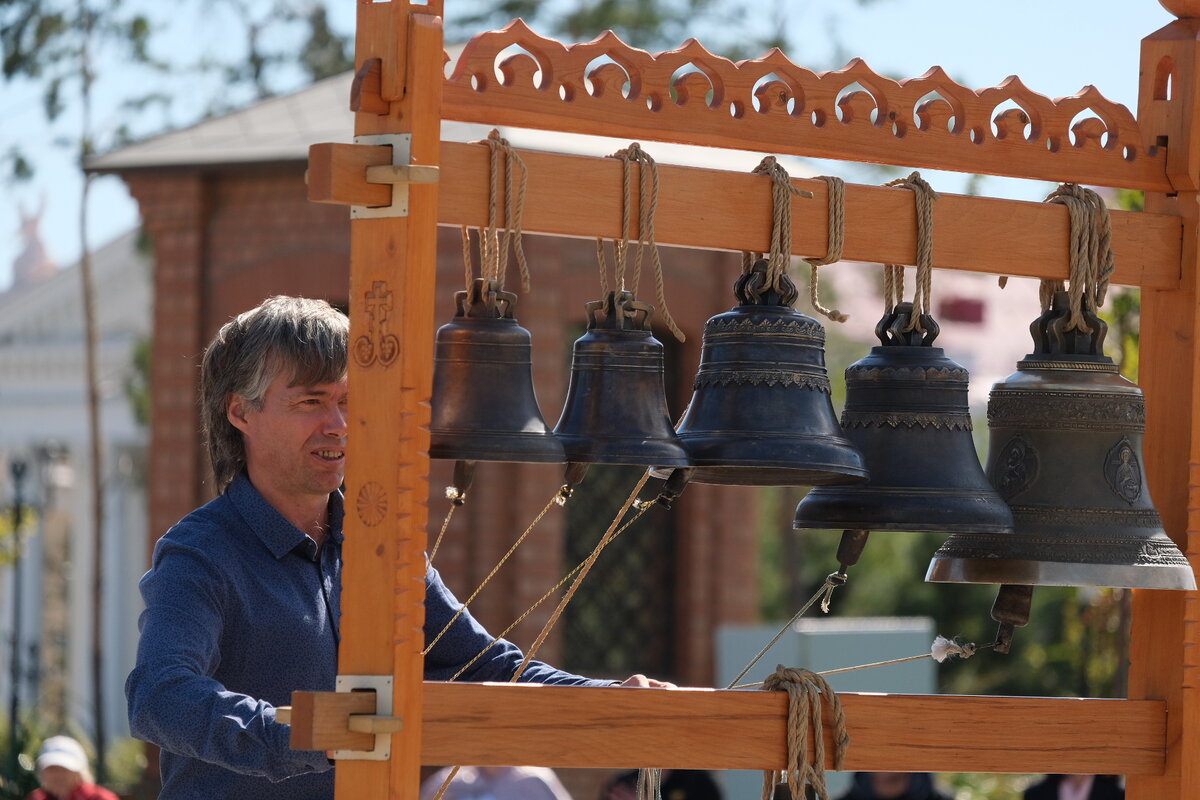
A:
125;536;331;782
421;564;617;686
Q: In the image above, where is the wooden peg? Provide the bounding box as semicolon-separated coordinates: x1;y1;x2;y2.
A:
365;164;440;185
351;59;390;116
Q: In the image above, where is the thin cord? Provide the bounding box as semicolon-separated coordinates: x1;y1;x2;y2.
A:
423;484;569;657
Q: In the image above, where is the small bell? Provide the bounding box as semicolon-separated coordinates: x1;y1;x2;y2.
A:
660;259;867;486
429;278;565;464
926;291;1195;650
553;289;690;468
794;303;1013;537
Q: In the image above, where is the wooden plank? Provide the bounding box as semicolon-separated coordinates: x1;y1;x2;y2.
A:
334;3;441;800
436;141;1182;289
419;683;1166;776
442;22;1172;192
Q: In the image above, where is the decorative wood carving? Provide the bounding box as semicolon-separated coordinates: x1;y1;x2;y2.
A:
443;20;1170;191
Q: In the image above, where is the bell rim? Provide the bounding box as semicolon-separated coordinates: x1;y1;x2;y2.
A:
925;555;1197;591
429;430;566;464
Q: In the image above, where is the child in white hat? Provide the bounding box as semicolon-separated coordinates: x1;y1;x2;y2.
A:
27;736;117;800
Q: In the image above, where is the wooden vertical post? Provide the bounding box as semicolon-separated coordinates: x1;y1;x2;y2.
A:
336;2;442;799
1129;11;1200;800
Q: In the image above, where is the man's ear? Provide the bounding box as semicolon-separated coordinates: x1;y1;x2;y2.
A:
227;394;252;434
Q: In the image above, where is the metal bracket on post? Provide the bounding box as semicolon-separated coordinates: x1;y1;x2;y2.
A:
333;674;397;761
351;133;440;220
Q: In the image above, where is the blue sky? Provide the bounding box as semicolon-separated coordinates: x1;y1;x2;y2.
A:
0;1;1176;289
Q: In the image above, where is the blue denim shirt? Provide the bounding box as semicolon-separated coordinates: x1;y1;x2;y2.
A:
127;473;610;800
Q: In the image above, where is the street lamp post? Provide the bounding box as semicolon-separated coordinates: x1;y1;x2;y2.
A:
7;458;27;779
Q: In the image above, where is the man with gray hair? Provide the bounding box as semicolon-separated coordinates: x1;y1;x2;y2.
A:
126;296;663;800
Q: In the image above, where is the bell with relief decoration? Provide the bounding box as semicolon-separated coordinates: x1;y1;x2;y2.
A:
793;302;1012;546
429;278;565;464
552;289;690;468
926;291;1194;651
657;258;867;486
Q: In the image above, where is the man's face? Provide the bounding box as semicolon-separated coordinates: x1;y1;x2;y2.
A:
229;370;349;505
39;765;81;797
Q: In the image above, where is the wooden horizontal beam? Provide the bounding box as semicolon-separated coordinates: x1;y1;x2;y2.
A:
420;683;1166;776
437;141;1182;290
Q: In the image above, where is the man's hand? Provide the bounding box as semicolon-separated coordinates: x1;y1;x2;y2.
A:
619;674;676;688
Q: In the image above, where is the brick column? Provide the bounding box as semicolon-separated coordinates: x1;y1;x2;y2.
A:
124;172;208;559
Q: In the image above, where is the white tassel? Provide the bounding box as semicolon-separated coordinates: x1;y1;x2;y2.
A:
931;635;976;663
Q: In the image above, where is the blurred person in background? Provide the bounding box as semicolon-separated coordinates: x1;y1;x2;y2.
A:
25;736;118;800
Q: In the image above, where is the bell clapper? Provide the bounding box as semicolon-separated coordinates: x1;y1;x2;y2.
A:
557;461;592;504
818;529;870;612
648;465;696;510
989;583;1034;655
446;460;478;506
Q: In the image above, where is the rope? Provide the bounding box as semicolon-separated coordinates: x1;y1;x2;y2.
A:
459;226;475;294
750;156;809;294
423;483;571;657
479;130;531;292
760;668;848;800
881;171;939;333
427;497;459;565
608;143;685;341
1042;183;1115;332
802;176;849;323
596;238;611;296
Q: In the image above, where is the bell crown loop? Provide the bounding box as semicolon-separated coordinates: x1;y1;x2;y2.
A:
456;278;518;321
875;302;940;347
736;259;800;308
585;289;654;332
1027;290;1108;360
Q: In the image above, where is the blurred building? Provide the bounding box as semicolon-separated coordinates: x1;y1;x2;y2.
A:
0;228;151;743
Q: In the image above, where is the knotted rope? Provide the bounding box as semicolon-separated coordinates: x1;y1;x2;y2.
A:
598;143;685;341
760;667;848;800
460;130;531;293
803;176;849;323
1042;183;1115;332
743;156;812;295
881;171;939;333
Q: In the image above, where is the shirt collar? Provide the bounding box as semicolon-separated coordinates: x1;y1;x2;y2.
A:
227;472;344;560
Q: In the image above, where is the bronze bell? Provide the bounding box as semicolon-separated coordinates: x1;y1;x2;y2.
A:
429;278;565;464
660;259;867;486
926;291;1195;651
552;289;690;467
793;303;1013;569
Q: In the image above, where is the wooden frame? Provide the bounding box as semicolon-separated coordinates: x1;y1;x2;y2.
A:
306;3;1200;798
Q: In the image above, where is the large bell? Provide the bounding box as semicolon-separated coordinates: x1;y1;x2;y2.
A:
552;289;690;467
429;278;565;464
926;291;1194;648
793;303;1013;535
661;259;867;486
